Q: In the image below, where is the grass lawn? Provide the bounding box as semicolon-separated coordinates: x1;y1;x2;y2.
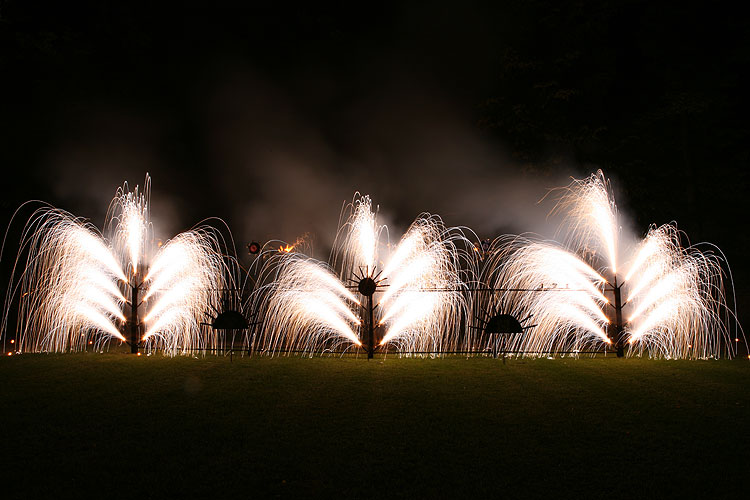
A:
2;353;749;498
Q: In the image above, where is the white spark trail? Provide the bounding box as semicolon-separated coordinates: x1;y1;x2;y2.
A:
261;256;362;354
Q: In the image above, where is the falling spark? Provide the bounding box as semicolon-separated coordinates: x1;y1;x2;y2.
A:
487;239;611;353
261;256;362;354
377;218;465;353
625;225;729;358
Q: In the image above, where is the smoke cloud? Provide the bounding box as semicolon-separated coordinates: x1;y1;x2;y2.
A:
39;65;603;263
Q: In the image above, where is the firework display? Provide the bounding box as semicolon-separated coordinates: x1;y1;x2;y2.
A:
3;177;229;355
255;195;466;355
2;172;740;358
486;172;734;359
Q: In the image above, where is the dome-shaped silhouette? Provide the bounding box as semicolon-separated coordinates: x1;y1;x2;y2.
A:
484;313;524;335
211;310;248;330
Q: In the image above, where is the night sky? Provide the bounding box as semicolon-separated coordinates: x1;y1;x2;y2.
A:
1;1;748;324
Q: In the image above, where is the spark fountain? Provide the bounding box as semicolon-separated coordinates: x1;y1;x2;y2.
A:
2;176;230;355
256;195;467;357
487;171;736;359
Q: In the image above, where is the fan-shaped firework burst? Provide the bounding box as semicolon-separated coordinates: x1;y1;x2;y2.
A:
261;256;362;353
376;215;466;352
3;176;229;355
257;195;466;355
488;171;735;359
624;224;730;358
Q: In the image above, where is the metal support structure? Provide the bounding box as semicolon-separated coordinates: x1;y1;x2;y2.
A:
357;275;378;360
129;281;139;354
365;294;375;359
610;276;625;357
127;271;143;354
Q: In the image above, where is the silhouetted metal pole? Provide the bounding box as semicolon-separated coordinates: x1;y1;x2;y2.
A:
129;279;139;354
357;275;378;360
612;276;625;357
366;294;374;359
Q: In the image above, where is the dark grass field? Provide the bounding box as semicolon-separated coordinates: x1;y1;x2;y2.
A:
2;353;749;498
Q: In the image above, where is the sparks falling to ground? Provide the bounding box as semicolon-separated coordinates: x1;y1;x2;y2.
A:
488;171;734;359
3;176;228;355
258;195;466;355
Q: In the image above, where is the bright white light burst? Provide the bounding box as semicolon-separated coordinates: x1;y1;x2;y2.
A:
489;171;734;359
4;176;228;355
259;195;466;355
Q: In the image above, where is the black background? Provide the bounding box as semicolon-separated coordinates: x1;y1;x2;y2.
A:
1;0;747;330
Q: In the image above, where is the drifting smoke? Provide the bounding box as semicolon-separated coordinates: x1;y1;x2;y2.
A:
37;68;591;261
